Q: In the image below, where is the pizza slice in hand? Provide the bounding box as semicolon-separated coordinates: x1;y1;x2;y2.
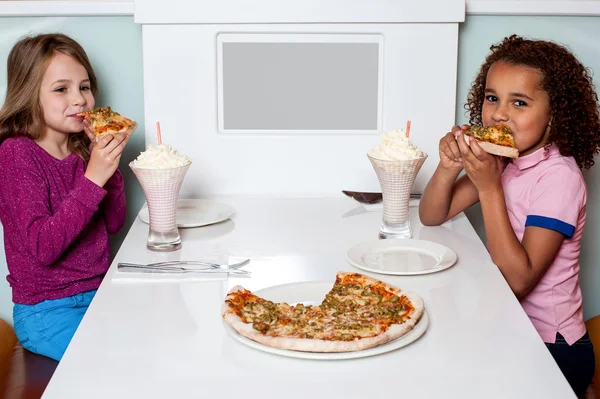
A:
463;125;519;158
77;106;137;141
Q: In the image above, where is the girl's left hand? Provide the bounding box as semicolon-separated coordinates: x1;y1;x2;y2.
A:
454;130;504;194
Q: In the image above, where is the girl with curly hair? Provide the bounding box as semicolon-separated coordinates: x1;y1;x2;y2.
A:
420;34;600;397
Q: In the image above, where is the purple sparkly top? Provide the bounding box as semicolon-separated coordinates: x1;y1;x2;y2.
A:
0;136;126;304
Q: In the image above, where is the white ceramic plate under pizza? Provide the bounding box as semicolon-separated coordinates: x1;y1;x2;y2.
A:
138;199;234;228
223;280;429;360
346;239;457;276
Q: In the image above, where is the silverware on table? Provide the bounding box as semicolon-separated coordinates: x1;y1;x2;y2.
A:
118;258;250;270
117;263;251;276
116;258;251;275
342;191;422;204
342;190;383;204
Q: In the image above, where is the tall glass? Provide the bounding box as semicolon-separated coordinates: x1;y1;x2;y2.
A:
129;162;191;252
368;154;427;239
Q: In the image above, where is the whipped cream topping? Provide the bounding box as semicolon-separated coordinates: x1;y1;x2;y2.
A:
132;144;191;168
368;129;425;161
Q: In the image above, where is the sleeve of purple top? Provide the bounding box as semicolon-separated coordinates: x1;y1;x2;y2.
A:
100;169;127;234
0;153;107;266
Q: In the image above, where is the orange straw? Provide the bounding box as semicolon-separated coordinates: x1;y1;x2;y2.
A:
406;120;411;138
156;122;162;145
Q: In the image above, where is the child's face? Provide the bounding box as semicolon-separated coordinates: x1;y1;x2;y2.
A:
38;52;95;139
482;61;551;157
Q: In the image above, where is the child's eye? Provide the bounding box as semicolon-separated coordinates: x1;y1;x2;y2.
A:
54;87;66;93
80;86;91;91
513;100;527;107
485;95;498;102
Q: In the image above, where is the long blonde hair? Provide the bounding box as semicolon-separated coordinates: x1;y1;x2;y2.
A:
0;33;98;162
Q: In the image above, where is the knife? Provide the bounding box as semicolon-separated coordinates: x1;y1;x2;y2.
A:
117;263;251;276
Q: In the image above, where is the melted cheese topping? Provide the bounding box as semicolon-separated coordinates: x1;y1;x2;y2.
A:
466;125;515;148
226;274;415;342
78;106;133;135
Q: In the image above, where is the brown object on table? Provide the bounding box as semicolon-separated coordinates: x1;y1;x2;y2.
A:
0;317;59;398
341;190;383;204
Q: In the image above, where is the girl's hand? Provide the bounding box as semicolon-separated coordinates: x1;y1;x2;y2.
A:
454;130;504;194
83;120;138;150
438;125;468;172
84;133;130;187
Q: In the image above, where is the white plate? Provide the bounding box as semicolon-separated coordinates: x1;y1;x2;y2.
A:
347;239;457;276
223;281;429;360
138;199;234;228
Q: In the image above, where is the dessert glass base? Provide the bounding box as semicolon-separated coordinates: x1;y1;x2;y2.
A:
147;229;182;252
379;220;412;239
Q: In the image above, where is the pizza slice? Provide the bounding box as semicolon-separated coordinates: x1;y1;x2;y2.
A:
77;106;137;141
222;272;425;353
463;125;519;158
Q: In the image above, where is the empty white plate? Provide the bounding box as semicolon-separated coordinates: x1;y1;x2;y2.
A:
138;199;234;228
346;239;457;276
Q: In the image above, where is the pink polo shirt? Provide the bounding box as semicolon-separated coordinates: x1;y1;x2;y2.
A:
501;144;587;345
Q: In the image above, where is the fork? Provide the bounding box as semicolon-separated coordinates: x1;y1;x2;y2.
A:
117;258;250;270
117;263;251;275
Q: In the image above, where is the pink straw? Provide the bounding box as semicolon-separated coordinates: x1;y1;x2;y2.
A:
406;120;411;138
156;122;162;145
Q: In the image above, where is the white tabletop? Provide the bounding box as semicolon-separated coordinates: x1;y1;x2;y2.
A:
42;197;575;399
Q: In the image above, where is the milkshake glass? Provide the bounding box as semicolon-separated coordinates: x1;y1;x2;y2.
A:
130;144;192;251
368;129;427;239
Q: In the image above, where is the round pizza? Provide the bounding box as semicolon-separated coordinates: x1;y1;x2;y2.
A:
222;272;425;352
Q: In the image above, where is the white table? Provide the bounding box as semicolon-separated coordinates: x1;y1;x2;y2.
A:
42;197;575;399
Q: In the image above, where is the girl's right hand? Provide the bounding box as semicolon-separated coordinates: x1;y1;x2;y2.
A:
84;133;129;187
439;125;468;171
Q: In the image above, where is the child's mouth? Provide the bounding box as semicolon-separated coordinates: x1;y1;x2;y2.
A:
68;114;84;122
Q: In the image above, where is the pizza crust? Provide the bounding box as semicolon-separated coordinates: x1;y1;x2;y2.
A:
222;278;426;353
470;139;519;158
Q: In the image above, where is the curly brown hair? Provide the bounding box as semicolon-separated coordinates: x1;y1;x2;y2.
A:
465;34;600;170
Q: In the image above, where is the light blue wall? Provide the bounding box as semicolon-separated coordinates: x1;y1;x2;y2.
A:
0;15;599;325
0;17;145;325
457;16;600;320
